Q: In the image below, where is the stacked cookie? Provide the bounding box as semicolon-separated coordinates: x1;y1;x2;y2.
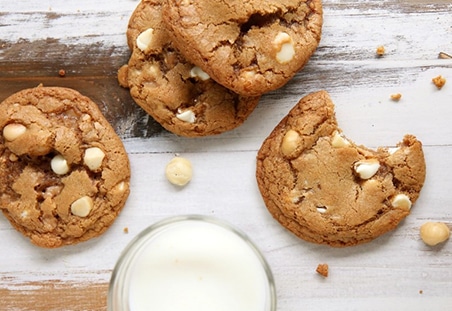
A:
119;0;323;137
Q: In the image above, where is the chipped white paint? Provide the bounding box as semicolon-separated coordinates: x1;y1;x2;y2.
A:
0;0;451;310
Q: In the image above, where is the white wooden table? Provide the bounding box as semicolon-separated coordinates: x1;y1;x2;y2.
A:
1;0;451;310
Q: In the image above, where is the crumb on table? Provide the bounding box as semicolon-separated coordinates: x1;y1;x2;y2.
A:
432;75;446;89
58;69;66;77
316;263;329;277
376;45;385;57
123;227;129;234
390;93;402;101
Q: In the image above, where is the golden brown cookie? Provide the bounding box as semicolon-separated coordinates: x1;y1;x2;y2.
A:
162;0;323;96
256;91;426;247
121;0;260;137
0;86;131;248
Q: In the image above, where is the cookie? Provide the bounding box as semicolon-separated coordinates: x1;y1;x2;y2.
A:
0;86;131;248
120;0;260;137
162;0;323;96
256;91;426;247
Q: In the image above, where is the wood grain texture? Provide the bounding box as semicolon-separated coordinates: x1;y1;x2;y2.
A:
1;0;452;310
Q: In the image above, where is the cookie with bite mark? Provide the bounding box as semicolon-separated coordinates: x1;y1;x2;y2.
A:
256;90;426;247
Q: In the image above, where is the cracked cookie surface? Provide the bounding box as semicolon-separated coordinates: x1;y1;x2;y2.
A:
162;0;323;96
121;0;260;137
256;91;426;247
0;86;130;248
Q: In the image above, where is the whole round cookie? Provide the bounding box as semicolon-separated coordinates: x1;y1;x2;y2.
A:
162;0;323;96
256;91;426;247
120;0;260;137
0;86;131;248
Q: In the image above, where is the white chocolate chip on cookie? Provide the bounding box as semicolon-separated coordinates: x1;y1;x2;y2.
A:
273;32;295;64
3;123;27;141
136;28;154;52
84;147;105;171
331;131;350;148
165;156;192;186
176;109;196;123
391;194;412;210
71;196;94;217
354;159;380;179
190;66;210;81
51;154;70;175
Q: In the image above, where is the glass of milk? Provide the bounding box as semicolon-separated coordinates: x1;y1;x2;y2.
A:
108;215;276;311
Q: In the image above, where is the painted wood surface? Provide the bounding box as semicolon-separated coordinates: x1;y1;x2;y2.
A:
0;0;451;310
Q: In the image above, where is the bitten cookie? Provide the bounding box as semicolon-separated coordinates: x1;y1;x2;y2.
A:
0;86;131;248
256;91;426;247
120;0;260;137
162;0;323;96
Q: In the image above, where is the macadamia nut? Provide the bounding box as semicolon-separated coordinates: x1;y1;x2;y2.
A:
391;194;412;210
51;154;70;175
136;28;154;52
420;222;450;246
71;196;93;217
165;157;192;186
3;123;27;141
281;129;301;157
84;147;105;171
331;131;350;148
273;32;295;64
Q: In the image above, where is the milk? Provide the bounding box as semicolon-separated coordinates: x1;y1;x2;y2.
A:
110;217;275;311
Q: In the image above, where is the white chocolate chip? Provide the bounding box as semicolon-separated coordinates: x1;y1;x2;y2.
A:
354;159;380;179
190;66;210;81
420;222;450;246
165;157;192;186
281;129;300;157
176;109;196;123
84;147;105;171
273;32;295;64
51;154;70;175
331;131;350;148
317;206;328;214
70;196;93;217
391;194;412;210
3;123;27;141
136;28;154;52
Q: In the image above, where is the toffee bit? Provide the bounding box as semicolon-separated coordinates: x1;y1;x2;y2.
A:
390;93;402;101
376;45;385;57
432;75;446;89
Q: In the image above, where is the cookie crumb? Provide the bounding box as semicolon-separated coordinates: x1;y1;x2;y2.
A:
376;46;385;57
123;227;129;234
316;263;329;277
438;52;452;59
419;289;423;294
58;69;66;77
390;93;402;101
432;75;446;89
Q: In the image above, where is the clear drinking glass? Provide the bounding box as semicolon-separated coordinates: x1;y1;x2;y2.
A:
108;215;277;311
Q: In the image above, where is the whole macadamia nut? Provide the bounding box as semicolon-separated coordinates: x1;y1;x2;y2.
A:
420;222;450;246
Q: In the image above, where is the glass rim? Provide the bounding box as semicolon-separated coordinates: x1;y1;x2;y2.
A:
107;214;277;311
